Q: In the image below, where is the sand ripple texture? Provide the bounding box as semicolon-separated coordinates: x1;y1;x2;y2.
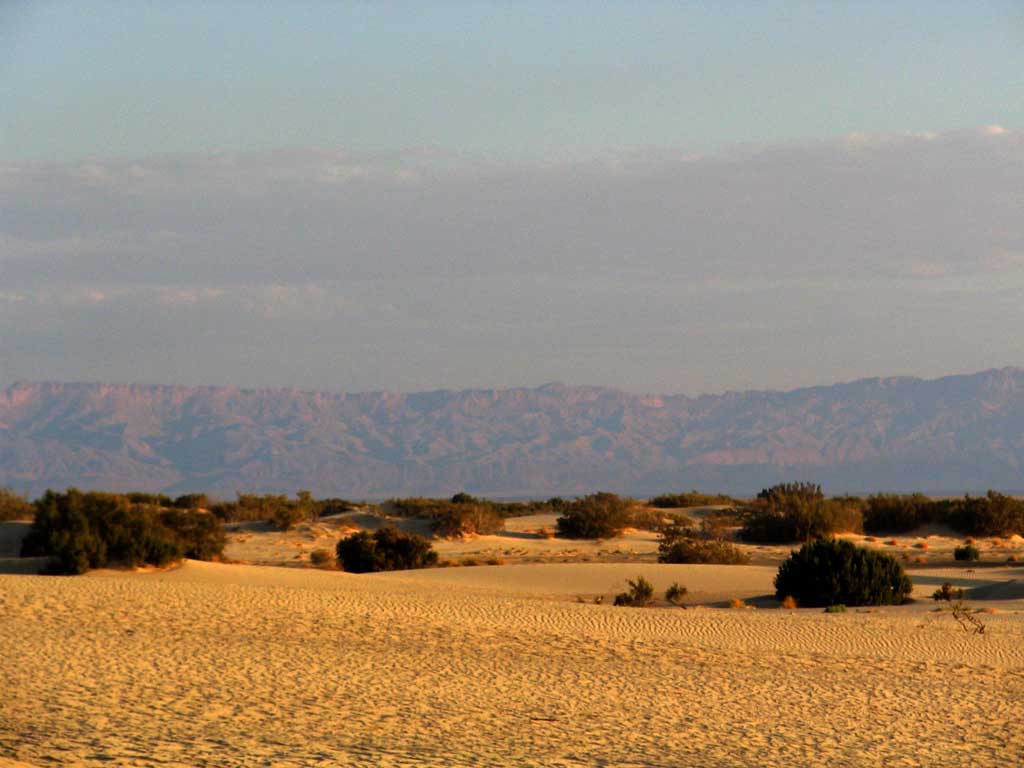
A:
2;561;1023;767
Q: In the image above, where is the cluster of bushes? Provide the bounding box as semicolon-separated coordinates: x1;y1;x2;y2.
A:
647;491;738;509
657;520;749;564
20;489;225;574
739;483;863;543
864;491;1024;536
335;526;438;572
774;538;912;607
209;492;356;528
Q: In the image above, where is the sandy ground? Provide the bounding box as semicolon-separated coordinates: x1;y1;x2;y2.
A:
2;557;1024;766
3;516;1024;766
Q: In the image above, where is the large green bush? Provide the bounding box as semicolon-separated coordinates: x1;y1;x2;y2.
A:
20;489;224;574
774;538;912;607
556;492;632;539
335;526;438;573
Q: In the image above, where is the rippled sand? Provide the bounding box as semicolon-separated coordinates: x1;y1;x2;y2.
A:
3;559;1024;767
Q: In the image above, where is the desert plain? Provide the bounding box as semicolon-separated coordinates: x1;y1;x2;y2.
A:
2;511;1024;767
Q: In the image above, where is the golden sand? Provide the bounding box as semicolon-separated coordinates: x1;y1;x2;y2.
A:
3;556;1024;767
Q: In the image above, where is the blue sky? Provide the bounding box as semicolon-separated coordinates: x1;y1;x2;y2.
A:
2;3;1024;395
2;2;1021;161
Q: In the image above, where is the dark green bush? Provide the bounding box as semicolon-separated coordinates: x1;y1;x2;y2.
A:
159;509;226;560
863;493;937;533
125;492;173;507
774;538;912;607
953;544;980;562
947;492;1024;536
20;489;222;574
556;492;631;539
335;526;438;573
0;488;34;521
613;576;654;607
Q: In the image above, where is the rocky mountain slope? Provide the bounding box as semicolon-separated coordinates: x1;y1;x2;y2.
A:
2;369;1024;497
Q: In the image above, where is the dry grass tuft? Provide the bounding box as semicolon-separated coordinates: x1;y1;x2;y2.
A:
728;597;746;609
780;595;797;610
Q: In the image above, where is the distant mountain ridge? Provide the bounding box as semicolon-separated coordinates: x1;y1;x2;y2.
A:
3;368;1024;497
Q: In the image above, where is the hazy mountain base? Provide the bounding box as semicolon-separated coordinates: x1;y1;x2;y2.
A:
3;367;1024;497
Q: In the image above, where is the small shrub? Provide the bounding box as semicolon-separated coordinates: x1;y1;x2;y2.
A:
556;492;631;539
932;582;965;601
728;597;746;609
309;548;334;568
774;538;912;607
780;595;797;609
824;604;847;613
460;557;480;567
335;526;438;573
485;557;504;566
613;576;655;607
665;582;688;605
913;541;929;550
954;544;980;562
658;535;750;565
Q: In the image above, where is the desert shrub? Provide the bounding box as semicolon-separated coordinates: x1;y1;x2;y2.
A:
774;538;912;607
657;523;750;565
665;582;688;605
954;544;980;562
556;492;631;539
728;597;746;609
947;492;1024;536
648;491;738;508
172;493;209;510
316;497;357;517
613;576;654;607
780;595;798;609
932;582;965;601
431;503;505;538
159;509;226;560
824;604;847;613
125;492;173;507
309;548;334;567
863;493;937;533
335;526;438;573
0;488;34;521
740;484;862;543
627;506;669;532
21;489;189;574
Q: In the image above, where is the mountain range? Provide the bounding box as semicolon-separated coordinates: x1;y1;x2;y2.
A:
3;368;1024;498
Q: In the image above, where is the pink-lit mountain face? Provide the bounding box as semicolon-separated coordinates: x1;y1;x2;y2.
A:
2;369;1024;498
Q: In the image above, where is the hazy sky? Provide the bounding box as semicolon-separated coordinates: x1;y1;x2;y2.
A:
2;3;1023;394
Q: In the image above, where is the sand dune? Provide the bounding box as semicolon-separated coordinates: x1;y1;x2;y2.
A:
3;560;1023;767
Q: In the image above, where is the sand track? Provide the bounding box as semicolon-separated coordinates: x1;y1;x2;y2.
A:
2;561;1023;767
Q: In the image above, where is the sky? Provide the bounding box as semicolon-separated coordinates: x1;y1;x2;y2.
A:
2;2;1024;395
